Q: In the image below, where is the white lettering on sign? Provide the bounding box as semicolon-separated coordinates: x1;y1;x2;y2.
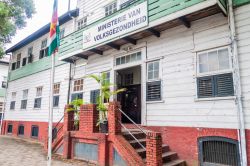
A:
82;1;148;50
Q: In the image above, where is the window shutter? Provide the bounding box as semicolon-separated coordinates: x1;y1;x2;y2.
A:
39;50;43;59
197;76;214;98
28;54;33;63
215;73;234;97
45;47;49;56
22;58;27;66
147;81;161;101
90;90;100;104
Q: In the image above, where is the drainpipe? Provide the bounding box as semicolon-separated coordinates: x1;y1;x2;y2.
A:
228;0;247;165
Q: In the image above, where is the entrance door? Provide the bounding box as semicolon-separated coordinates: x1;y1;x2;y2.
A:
120;84;141;124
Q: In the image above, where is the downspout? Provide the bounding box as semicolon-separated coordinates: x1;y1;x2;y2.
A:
228;0;247;165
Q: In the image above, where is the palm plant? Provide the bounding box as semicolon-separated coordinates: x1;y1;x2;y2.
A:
67;98;84;129
88;73;126;126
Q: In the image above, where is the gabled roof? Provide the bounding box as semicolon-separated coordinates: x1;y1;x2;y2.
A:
6;9;79;54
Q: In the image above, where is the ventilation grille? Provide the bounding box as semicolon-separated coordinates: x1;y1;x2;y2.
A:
198;77;213;98
199;137;240;166
216;73;234;97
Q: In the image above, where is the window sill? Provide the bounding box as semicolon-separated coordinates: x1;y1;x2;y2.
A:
195;96;236;102
146;100;165;104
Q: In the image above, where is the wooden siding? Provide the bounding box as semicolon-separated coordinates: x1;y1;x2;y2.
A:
234;4;250;128
4;64;70;122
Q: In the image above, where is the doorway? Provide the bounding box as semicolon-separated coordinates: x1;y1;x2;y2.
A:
116;66;141;124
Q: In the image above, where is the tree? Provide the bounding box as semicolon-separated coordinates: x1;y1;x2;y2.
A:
0;0;35;57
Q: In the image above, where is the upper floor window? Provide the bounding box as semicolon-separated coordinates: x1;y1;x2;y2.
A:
36;86;43;97
0;102;4;112
28;47;33;63
53;83;60;107
73;79;83;92
147;61;160;81
11;92;16;100
16;54;21;69
60;28;65;39
105;1;117;16
77;17;87;30
1;76;7;88
21;89;28;110
39;39;48;59
11;62;16;71
197;47;234;98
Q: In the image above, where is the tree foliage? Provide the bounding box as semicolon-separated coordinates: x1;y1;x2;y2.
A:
0;0;35;57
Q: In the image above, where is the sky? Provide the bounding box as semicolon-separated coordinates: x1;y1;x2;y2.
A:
7;0;77;49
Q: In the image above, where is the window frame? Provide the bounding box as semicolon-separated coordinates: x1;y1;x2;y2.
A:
77;17;87;30
27;47;33;63
16;54;21;69
7;124;13;134
31;125;39;138
195;47;235;99
40;39;48;59
59;28;65;39
196;46;233;78
18;125;25;136
104;1;117;17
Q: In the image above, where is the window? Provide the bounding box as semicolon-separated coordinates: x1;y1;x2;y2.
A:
103;72;110;84
71;93;83;101
28;47;33;63
11;92;16;99
198;137;240;166
197;47;234;98
59;28;65;39
90;90;100;104
116;52;141;66
36;86;43;97
146;60;161;101
73;79;83;92
147;61;160;81
0;102;3;112
18;125;25;135
11;62;16;70
16;54;21;69
10;101;15;110
77;17;87;30
21;89;28;110
22;57;27;66
31;125;39;138
1;76;7;88
39;39;48;59
53;83;60;107
34;87;42;108
120;0;137;9
105;1;117;16
7;124;13;133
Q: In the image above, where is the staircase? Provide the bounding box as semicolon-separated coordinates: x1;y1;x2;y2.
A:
122;129;186;166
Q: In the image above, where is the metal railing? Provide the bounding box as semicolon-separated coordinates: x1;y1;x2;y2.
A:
52;115;64;142
118;108;147;151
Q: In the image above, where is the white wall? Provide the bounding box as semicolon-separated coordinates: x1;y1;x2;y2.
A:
235;4;250;128
4;64;70;122
71;13;240;129
11;19;74;65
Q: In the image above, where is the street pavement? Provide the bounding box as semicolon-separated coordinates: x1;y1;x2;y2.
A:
0;136;90;166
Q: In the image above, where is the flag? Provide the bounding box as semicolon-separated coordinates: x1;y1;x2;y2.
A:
48;0;60;56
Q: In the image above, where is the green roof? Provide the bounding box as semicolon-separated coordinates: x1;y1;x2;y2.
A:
0;89;6;97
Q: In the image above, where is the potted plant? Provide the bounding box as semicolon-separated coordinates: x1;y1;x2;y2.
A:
88;73;126;133
67;98;84;130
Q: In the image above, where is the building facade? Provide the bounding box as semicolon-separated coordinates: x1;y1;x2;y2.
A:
0;56;9;121
2;0;250;165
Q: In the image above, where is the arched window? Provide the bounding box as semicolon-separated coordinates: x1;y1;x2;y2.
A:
198;136;240;166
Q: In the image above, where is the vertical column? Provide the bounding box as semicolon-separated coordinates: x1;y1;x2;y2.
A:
63;105;74;132
108;102;121;135
63;131;72;159
98;135;108;166
79;104;99;133
146;132;162;166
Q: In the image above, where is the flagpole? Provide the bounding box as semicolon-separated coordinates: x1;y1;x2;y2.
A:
47;51;56;166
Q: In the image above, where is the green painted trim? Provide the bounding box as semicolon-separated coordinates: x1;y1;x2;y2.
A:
8;56;67;82
0;89;6;97
233;0;250;6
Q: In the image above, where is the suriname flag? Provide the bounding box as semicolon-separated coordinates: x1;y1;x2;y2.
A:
48;0;60;56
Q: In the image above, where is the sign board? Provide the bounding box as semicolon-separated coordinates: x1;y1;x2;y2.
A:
82;1;148;50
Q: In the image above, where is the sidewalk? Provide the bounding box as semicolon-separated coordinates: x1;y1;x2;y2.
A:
0;136;90;166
